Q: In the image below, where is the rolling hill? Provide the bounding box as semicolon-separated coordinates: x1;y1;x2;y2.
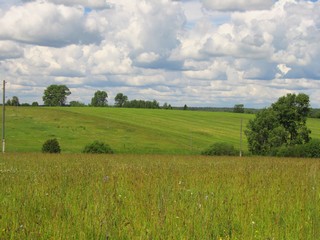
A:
2;106;320;154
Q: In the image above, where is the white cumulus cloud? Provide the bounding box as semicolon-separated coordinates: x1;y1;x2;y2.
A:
201;0;275;11
0;1;101;47
0;0;320;107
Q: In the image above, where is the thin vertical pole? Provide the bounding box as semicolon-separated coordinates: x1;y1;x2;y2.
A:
2;80;5;153
240;118;243;157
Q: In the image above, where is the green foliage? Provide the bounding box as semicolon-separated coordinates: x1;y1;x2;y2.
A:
246;93;311;155
32;102;39;106
272;93;311;144
233;104;244;113
123;99;160;109
183;104;188;110
274;139;320;158
11;96;20;106
6;96;20;106
21;103;30;106
114;93;128;107
69;101;86;107
91;90;108;107
43;85;71;106
202;142;238;156
302;139;320;157
82;141;114;154
42;138;61;153
309;108;320;118
246;109;285;155
162;102;172;110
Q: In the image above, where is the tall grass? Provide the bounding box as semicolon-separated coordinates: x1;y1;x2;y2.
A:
1;153;319;239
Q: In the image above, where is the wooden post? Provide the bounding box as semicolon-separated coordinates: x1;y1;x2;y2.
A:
2;80;6;153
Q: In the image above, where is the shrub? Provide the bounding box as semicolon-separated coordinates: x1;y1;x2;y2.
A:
273;145;297;157
82;141;114;154
202;142;238;156
302;139;320;158
42;138;61;153
274;139;320;158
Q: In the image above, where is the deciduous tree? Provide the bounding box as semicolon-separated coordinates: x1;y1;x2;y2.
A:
245;93;311;155
233;104;244;113
43;85;71;106
91;90;108;107
114;93;128;107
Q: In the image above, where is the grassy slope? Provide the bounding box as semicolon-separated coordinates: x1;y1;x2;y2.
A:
2;106;320;154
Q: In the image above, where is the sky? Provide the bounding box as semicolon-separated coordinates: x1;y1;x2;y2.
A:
0;0;319;108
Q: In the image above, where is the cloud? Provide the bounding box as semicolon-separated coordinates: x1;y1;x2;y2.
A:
180;0;320;80
201;0;275;11
0;41;24;60
0;0;320;107
0;1;102;47
21;0;113;9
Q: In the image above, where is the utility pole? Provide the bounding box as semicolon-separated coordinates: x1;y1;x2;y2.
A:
2;80;6;153
239;118;243;157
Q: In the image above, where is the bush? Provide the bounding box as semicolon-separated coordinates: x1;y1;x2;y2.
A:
273;145;297;157
274;139;320;158
82;141;114;154
302;139;320;158
201;142;238;156
42;138;61;153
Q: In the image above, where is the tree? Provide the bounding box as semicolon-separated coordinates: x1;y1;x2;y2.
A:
32;102;39;106
271;93;310;145
114;93;128;107
245;93;311;155
6;96;20;106
70;101;86;107
91;90;108;107
43;85;71;106
11;96;20;106
233;104;244;113
163;102;168;109
122;99;160;109
183;104;188;110
21;103;30;106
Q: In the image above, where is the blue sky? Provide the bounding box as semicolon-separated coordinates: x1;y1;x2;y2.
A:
0;0;319;107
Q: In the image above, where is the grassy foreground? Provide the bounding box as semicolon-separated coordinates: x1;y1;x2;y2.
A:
1;153;319;239
3;106;320;154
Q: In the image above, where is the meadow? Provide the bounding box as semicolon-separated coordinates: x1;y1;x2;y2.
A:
3;106;320;154
0;153;319;239
1;107;320;239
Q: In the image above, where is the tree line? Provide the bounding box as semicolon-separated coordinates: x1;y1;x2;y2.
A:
39;84;162;108
6;84;320;117
7;84;237;111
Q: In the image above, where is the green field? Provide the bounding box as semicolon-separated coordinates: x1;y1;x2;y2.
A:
1;154;319;239
1;108;320;239
2;106;320;154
